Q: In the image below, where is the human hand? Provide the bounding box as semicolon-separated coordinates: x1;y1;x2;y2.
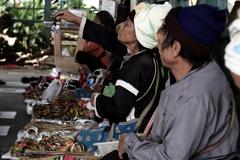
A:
86;110;95;119
90;93;97;106
118;134;127;159
55;9;81;24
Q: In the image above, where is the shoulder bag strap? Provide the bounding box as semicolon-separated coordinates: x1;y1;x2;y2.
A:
197;97;236;155
135;56;160;136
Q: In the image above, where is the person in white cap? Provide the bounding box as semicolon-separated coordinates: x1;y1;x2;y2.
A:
56;2;172;132
225;18;240;88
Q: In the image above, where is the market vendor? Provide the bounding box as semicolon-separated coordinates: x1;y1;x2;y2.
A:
114;5;239;160
56;2;172;132
75;10;116;72
225;18;240;89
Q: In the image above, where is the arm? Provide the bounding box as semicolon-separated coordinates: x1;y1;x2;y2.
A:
95;85;137;122
122;97;208;160
82;41;104;54
55;9;82;24
55;10;126;57
82;19;126;57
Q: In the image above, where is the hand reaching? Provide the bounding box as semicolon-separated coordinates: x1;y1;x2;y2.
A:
55;9;82;24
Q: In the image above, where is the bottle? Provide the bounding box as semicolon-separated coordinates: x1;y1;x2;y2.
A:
87;73;95;87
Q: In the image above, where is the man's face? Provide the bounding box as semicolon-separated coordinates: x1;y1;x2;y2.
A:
116;18;137;44
157;31;174;68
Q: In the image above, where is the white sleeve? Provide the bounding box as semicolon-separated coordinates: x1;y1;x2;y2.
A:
78;17;87;39
90;93;102;118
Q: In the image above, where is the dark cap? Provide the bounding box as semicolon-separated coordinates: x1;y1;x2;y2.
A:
165;4;226;58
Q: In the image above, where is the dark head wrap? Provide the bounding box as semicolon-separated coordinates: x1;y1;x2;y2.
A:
165;4;227;58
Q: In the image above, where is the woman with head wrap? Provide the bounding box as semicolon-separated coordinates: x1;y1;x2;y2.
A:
56;3;172;131
117;5;239;160
75;10;116;71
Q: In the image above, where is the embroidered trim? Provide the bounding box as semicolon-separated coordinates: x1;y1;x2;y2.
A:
137;57;156;101
115;80;139;96
78;17;87;38
93;93;102;118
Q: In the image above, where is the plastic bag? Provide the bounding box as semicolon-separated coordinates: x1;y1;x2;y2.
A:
42;79;62;102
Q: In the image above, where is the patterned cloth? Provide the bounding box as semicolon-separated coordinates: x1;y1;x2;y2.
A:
76;126;110;151
75;119;137;151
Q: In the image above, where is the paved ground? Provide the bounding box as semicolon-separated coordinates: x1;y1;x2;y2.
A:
0;68;50;82
0;68;50;159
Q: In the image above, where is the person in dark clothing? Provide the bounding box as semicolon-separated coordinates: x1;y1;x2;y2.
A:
75;10;116;72
55;2;172;132
94;10;116;31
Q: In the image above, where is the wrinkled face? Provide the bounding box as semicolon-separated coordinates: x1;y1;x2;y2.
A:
116;17;137;44
157;30;174;68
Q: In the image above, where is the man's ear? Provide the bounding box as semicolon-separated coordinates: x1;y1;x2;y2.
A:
171;40;181;58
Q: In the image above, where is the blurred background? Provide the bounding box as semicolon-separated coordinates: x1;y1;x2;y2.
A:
0;0;227;70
